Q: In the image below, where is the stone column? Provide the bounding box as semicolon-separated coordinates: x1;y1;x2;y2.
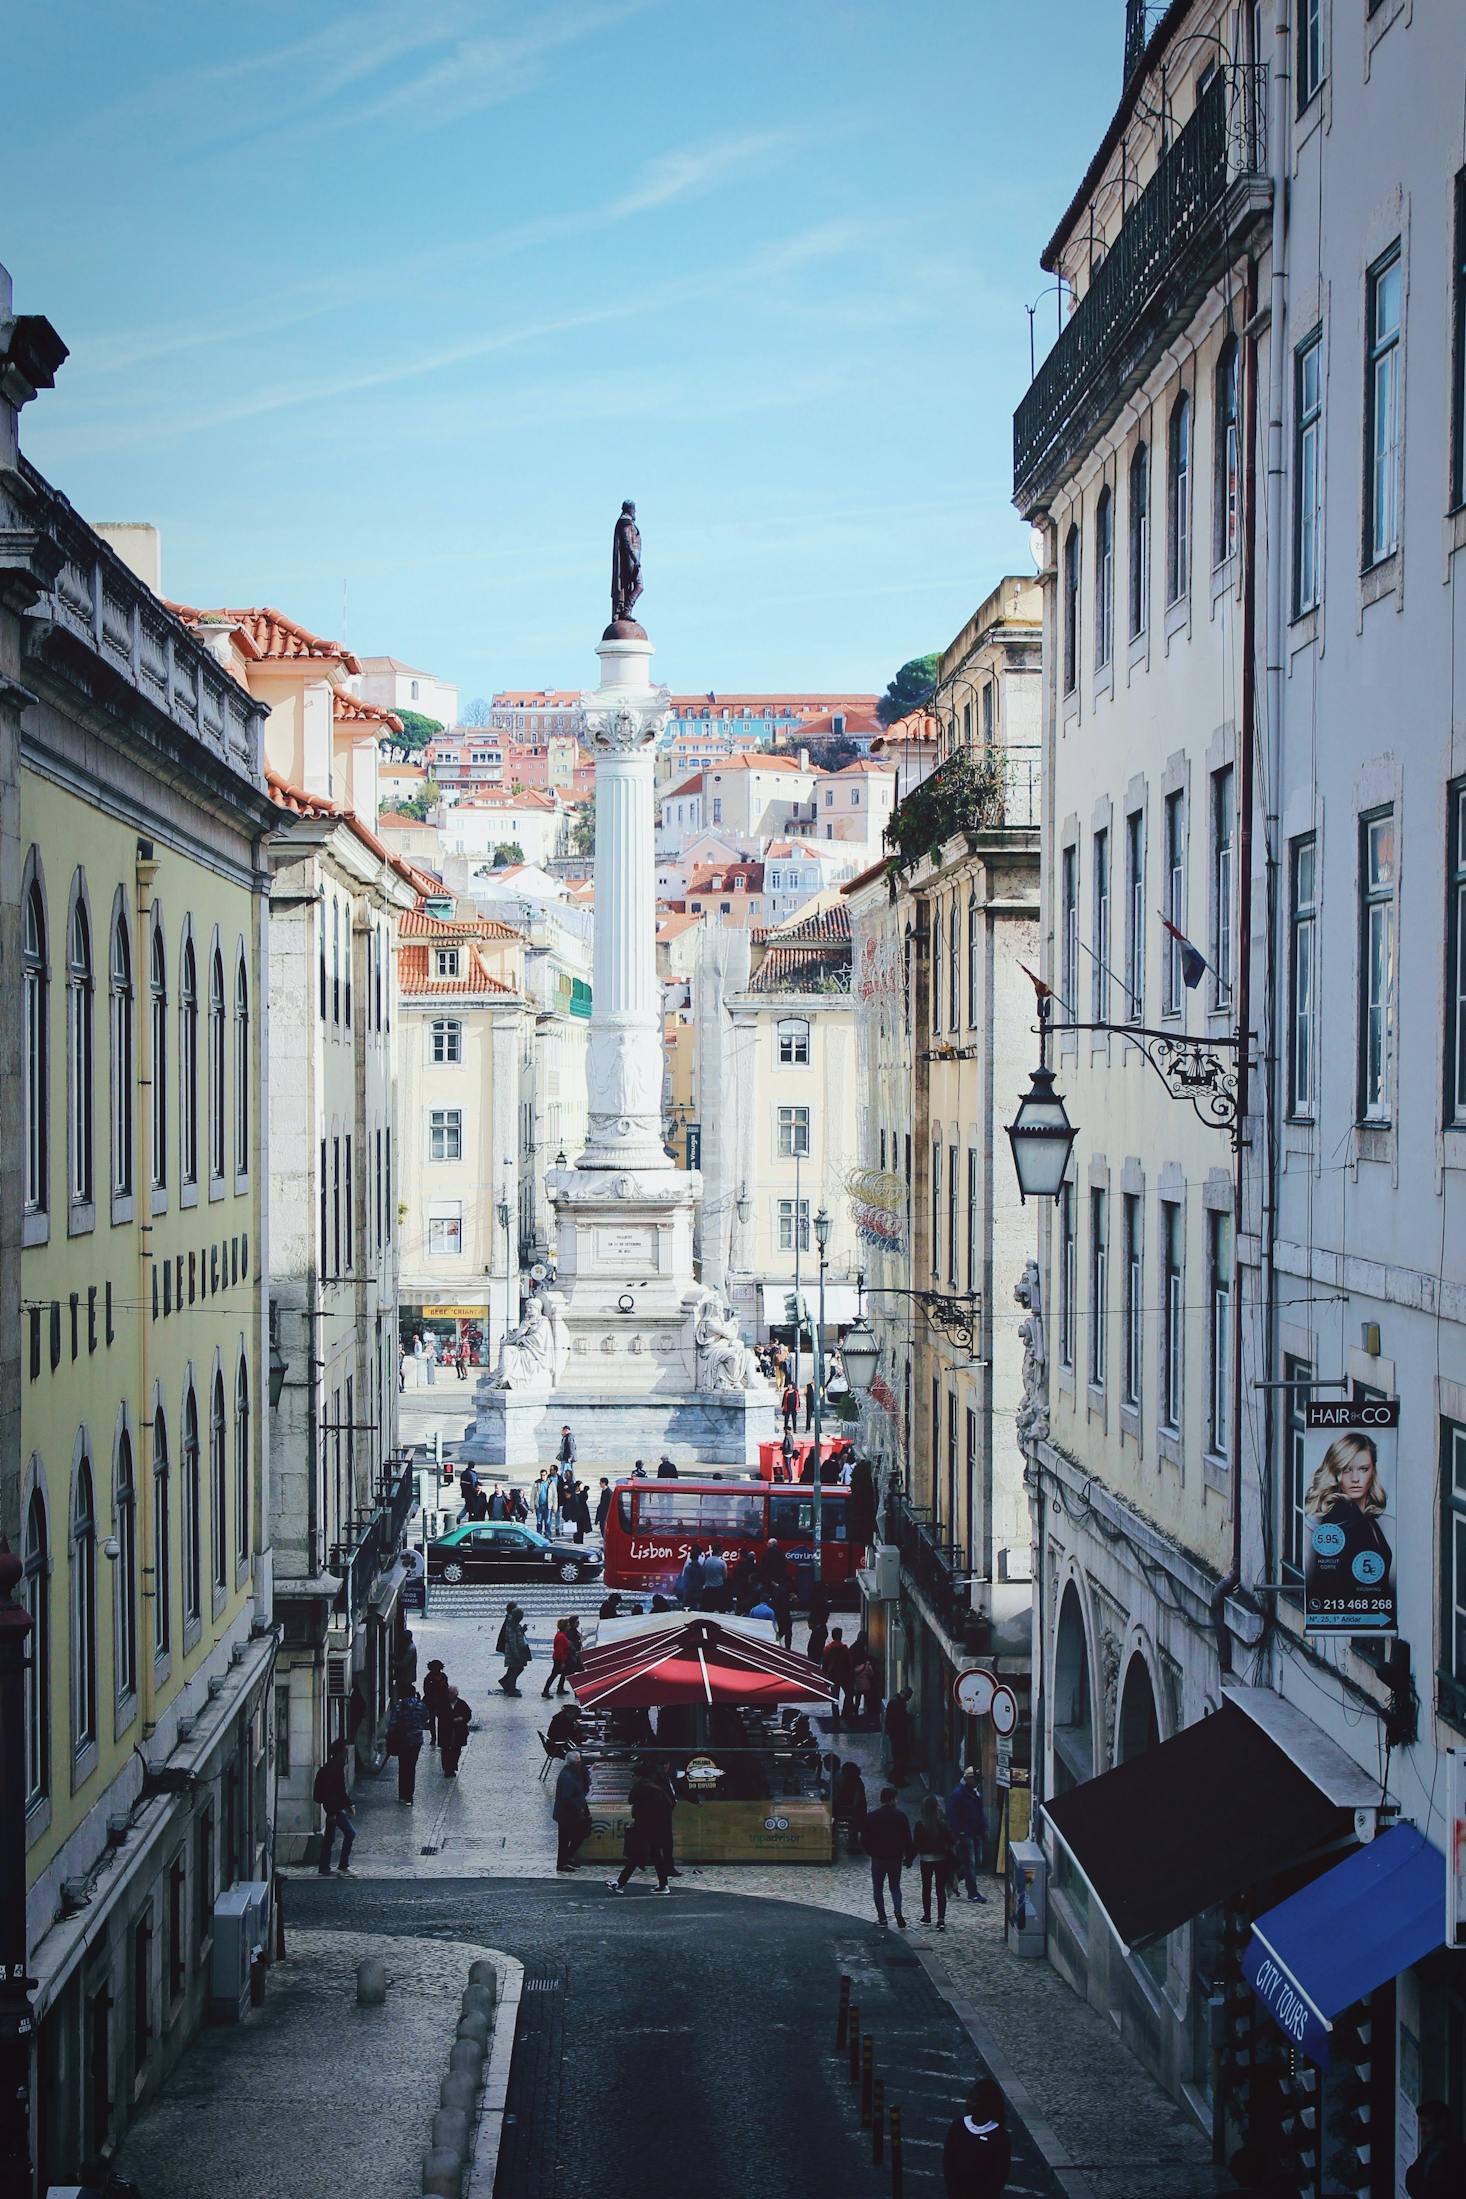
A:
578;636;672;1172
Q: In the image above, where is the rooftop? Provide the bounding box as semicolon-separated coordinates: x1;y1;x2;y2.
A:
334;691;404;735
168;602;360;673
397;944;518;998
398;904;523;942
754;898;850;945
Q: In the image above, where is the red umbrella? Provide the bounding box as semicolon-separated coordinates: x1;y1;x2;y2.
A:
572;1617;837;1710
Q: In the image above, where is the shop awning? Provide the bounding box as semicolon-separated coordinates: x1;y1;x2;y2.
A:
760;1284;861;1327
1042;1702;1348;1951
1242;1824;1446;2065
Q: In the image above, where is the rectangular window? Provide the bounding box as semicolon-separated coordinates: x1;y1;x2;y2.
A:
431;1019;462;1064
434;948;459;979
1454;173;1466;512
1211;767;1234;1010
1297;0;1323;109
1359;809;1396;1122
1282;1357;1313;1580
981;681;995;740
930;1139;941;1278
1289;834;1318;1117
1061;845;1078;1023
777;1198;810;1254
776;1018;810;1065
966;897;979;1027
776;1105;810;1158
331;1135;341;1275
1449;782;1466;1126
948;900;959;1031
1207;1209;1232;1459
966;1147;978;1293
947;1142;958;1287
1294;332;1323;613
1214;343;1240;566
1129;442;1150;638
1059;1185;1076;1370
932;909;942;1036
1365;247;1403;565
429;1108;463;1162
1442;1418;1466;1726
1092;828;1110;1020
427;1207;462;1256
1124;809;1145;1020
318;1139;328;1274
1095;490;1114;669
1122;1192;1142;1409
1163;791;1186;1014
1161;1200;1183;1432
1063;525;1080;695
1089;1190;1107;1389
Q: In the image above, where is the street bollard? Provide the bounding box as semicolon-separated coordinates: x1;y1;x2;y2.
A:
273;1872;287;1961
835;1973;851;2050
847;2001;861;2083
860;2035;873;2127
872;2079;885;2164
356;1958;387;2006
421;2145;463;2199
890;2104;903;2199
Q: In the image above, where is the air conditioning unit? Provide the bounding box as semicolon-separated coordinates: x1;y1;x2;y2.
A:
872;1543;901;1601
209;1879;271;2022
325;1629;353;1699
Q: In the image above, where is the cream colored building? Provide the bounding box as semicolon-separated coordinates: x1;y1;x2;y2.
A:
438;787;566;869
810;758;897;850
4;276;279;2182
357;654;458;729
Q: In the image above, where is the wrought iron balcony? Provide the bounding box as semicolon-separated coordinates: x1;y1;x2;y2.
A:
885;742;1040;880
1014;67;1269;512
886;1491;989;1651
331;1456;415;1629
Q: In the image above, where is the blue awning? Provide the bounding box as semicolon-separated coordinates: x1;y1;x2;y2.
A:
1243;1823;1445;2065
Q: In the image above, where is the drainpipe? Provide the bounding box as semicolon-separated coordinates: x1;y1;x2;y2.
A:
136;843;159;1736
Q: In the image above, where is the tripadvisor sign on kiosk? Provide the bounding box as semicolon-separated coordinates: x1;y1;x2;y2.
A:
1302;1398;1399;1636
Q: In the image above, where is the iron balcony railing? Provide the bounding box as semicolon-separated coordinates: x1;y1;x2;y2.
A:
331;1455;415;1628
888;1492;986;1648
1013;67;1268;508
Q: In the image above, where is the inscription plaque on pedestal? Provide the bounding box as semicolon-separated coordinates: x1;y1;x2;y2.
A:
595;1225;657;1269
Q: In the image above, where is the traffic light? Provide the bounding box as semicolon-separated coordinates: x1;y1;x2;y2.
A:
785;1293;806;1327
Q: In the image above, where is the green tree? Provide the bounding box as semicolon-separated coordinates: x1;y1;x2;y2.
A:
569;799;596;857
390;708;445;758
876;653;939;727
392;778;441;822
490;841;524;868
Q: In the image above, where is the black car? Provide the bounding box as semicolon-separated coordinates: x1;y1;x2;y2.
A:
427;1521;601;1586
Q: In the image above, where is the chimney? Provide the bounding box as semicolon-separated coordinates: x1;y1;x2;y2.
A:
798;746;809;772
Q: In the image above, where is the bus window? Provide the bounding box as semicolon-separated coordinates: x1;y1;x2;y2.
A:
635;1489;704;1532
697;1491;765;1540
616;1491;633;1531
770;1492;847;1543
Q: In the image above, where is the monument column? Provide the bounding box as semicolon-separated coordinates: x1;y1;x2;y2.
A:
579;631;673;1172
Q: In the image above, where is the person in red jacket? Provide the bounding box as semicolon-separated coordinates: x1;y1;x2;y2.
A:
542;1621;574;1699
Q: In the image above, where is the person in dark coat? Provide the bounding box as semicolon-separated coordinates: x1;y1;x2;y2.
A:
595;1477;613;1533
947;1767;989;1900
914;1793;956;1928
497;1604;531;1694
656;1454;680;1479
833;1759;868;1854
421;1659;449;1744
942;2077;1011;2198
863;1786;914;1927
607;1763;675;1892
805;1580;831;1663
1405;2103;1466;2199
439;1687;472;1775
821;1628;855;1720
313;1739;355;1875
573;1482;593;1542
882;1684;914;1785
552;1751;592;1870
389;1687;428;1803
804;1379;816;1430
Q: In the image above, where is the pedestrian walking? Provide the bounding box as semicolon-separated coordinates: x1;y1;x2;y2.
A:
863;1784;914;1928
557;1424;577;1469
769;1578;793;1649
573;1480;592;1543
882;1684;914;1786
656;1453;679;1479
389;1687;428;1803
397;1346;406;1394
552;1750;592;1870
700;1542;727;1610
594;1476;612;1533
488;1484;509;1520
832;1759;868;1854
821;1628;855;1721
423;1333;438;1386
781;1381;799;1432
804;1379;815;1430
391;1628;418;1696
947;1766;990;1901
805;1580;831;1663
422;1658;450;1744
439;1686;472;1775
313;1738;356;1875
497;1603;532;1694
534;1469;550;1534
676;1544;706;1610
914;1793;957;1929
942;2077;1011;2198
607;1760;674;1893
455;1341;469;1381
542;1619;574;1698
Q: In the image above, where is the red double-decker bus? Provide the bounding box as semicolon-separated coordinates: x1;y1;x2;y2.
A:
601;1479;857;1603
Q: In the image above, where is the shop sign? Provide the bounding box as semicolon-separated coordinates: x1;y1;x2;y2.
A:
422;1304;488;1320
1302;1399;1399;1636
953;1667;997;1717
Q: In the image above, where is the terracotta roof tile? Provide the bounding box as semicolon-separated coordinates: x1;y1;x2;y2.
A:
684;861;765;893
748;943;851;994
399;905;523;942
397;943;519;997
335;692;404;734
753;900;851;945
264;767;393;866
704;753;804;776
168;602;361;673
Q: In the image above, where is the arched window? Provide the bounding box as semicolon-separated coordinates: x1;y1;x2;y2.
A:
110;902;134;1198
179;934;198;1187
234;954;250;1178
23;871;48;1216
1062;523;1080;694
23;1488;49;1805
1128;442;1150;639
1093;486;1114;670
182;1388;201;1623
208;947;226;1182
1053;1584;1093;1796
776;1017;810;1065
1118;1652;1161;1762
1167;391;1191;603
210;1371;227;1591
1213;337;1240;565
150;916;168;1190
235;1356;251;1566
115;1429;137;1700
67;884;94;1208
72;1455;97;1755
152;1410;171;1657
932;908;943;1033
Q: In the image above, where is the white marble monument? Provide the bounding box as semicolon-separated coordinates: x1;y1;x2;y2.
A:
461;546;768;1468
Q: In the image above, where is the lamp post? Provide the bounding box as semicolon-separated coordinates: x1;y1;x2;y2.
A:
497;1189;513;1351
812;1205;831;1601
791;1148;803;1393
1005;997;1080;1203
0;1543;35;2199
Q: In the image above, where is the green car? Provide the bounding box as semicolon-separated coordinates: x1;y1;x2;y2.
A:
426;1520;601;1587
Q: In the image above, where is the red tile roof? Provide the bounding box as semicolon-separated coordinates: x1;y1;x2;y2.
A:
335;692;404;735
456;788;558;810
264;766;394;867
753;900;851;945
684;861;765;894
668;693;878;717
705;753;804;776
168;603;360;673
397;943;518;997
871;709;939;747
661;775;704;801
398;905;522;942
799;708;884;739
816;757;895;779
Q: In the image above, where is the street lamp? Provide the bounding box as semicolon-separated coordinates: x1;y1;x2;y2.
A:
839;1313;880;1397
811;1205;832;1599
735;1182;752;1229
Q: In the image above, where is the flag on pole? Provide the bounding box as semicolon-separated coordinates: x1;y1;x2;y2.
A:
1158;914;1209;989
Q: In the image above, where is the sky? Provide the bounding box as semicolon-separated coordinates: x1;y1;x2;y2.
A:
7;0;1117;706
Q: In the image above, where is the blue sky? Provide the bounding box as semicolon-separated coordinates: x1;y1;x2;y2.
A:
9;1;1116;705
